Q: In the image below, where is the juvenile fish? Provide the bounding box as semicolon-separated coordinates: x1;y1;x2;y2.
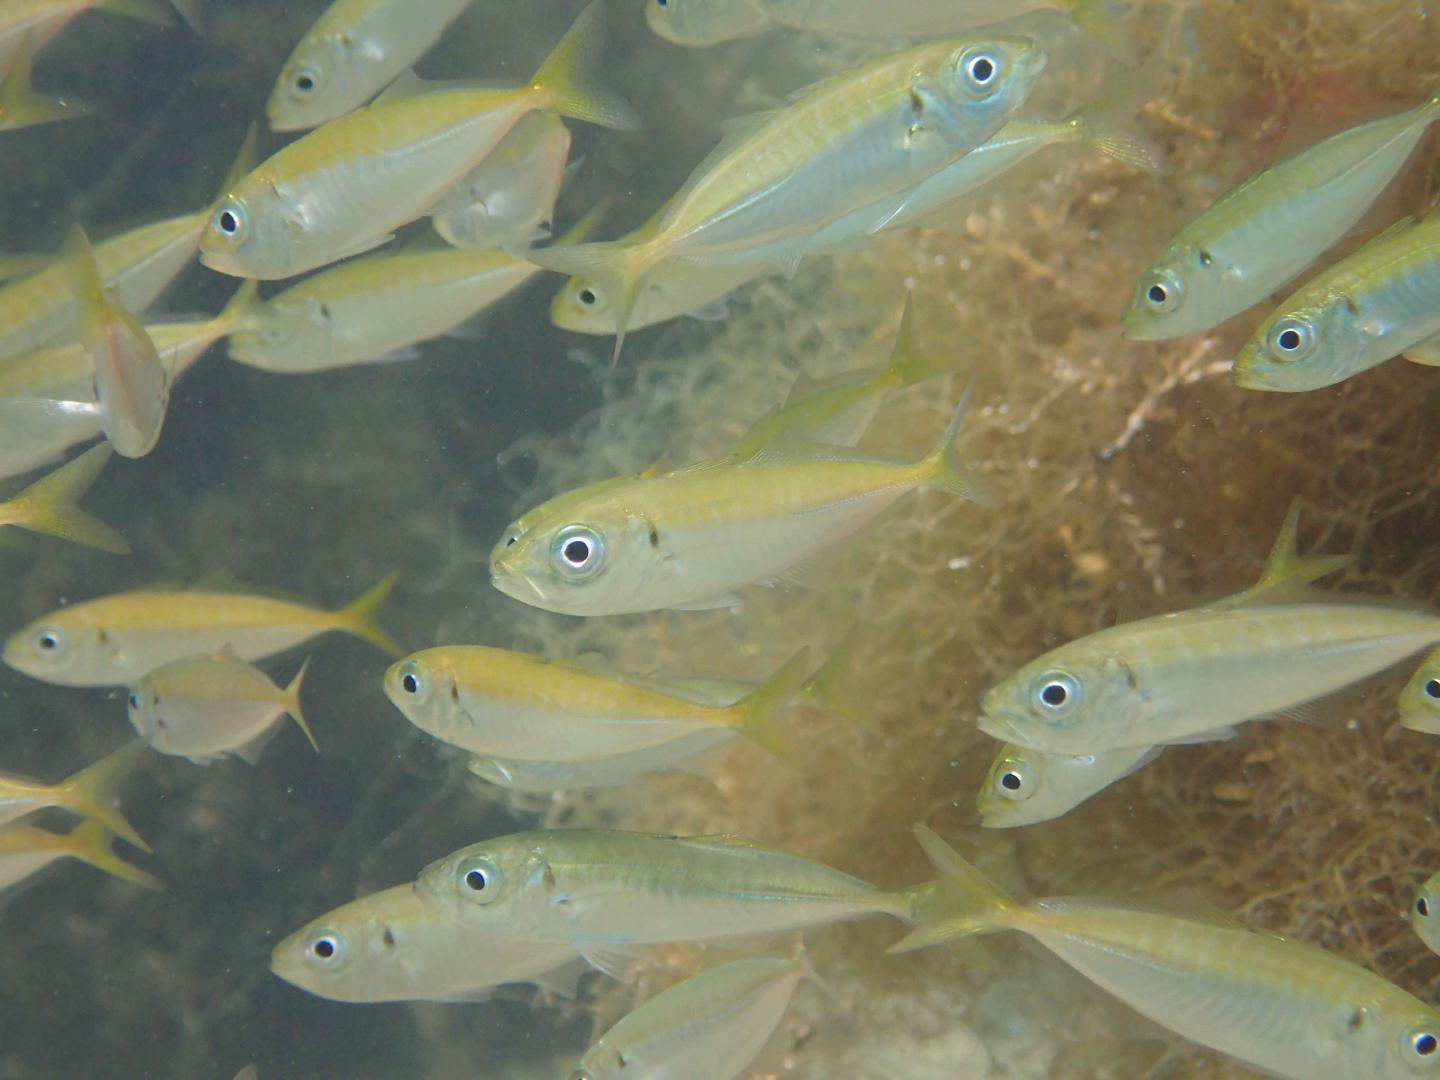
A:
64;226;170;459
0;443;129;553
529;35;1045;359
895;825;1440;1080
0;820;159;894
491;393;996;616
1396;646;1440;736
3;573;400;687
1124;81;1440;340
1234;213;1440;392
571;951;817;1080
384;645;808;762
431;111;572;253
271;883;588;1003
976;741;1162;829
201;1;637;280
1411;870;1440;958
128;649;317;765
0;739;150;850
415;829;929;954
267;0;476;132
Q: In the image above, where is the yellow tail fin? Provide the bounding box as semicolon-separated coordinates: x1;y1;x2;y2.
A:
884;293;957;390
890;824;1014;953
56;740;152;853
530;1;640;131
0;33;93;133
65;821;162;891
0;444;130;554
282;657;320;754
921;386;1003;507
732;647;811;762
334;572;403;657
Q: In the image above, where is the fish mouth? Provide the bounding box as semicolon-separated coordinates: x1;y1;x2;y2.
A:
1231;364;1284;392
489;562;547;606
975;711;1028;746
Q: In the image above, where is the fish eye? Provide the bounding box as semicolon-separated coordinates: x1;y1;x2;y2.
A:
578;286;599;307
569;1071;595;1080
1403;1026;1440;1063
1139;269;1183;314
290;65;321;97
394;661;426;699
127;691;141;710
1033;671;1081;716
1418;894;1432;919
306;930;348;969
34;627;65;654
550;525;605;579
955;47;1002;96
212;200;248;243
994;759;1035;802
455;855;504;903
1427;679;1440;701
1267;316;1315;361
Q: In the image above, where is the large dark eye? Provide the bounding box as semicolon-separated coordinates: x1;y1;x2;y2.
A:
1033;671;1081;716
578;287;598;306
1405;1026;1440;1063
307;930;347;968
1140;269;1183;314
455;855;504;904
551;525;604;579
995;759;1035;802
1418;896;1431;918
1267;316;1315;361
955;46;1002;96
1426;679;1440;701
213;200;247;241
36;629;63;652
291;66;320;96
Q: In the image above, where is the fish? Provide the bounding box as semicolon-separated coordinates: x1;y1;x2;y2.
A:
200;1;638;280
0;443;129;553
0;398;105;483
648;0;1131;51
0;126;256;360
1411;870;1440;958
227;205;601;373
3;573;400;687
550;247;761;335
0;32;92;134
1234;213;1440;392
383;645;809;763
271;883;589;1003
0;739;150;850
0;0;174;74
644;0;769;46
976;741;1162;829
127;648;317;765
1124;80;1440;341
490;392;997;616
0;819;159;894
571;951;817;1080
414;830;931;959
0;278;258;401
63;226;170;459
893;825;1440;1080
430;110;572;253
1396;646;1440;736
974;503;1440;755
466;729;736;795
528;35;1046;359
266;0;477;132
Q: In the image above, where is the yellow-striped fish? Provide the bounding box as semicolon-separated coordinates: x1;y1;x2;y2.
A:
895;825;1440;1080
0;819;159;894
0;443;128;553
3;573;400;687
491;393;996;615
201;1;637;280
0;740;150;850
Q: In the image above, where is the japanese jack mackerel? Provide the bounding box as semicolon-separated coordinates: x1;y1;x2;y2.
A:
1235;210;1440;392
529;32;1047;359
894;825;1440;1080
977;501;1440;756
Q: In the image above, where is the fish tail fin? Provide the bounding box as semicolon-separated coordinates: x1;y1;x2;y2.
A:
282;657;320;754
56;740;152;853
2;444;130;554
1;34;93;130
334;572;403;657
530;1;640;132
216;279;261;331
95;0;176;26
733;647;812;762
66;821;162;890
1065;65;1164;173
1068;0;1141;68
800;626;859;713
526;238;651;365
885;292;957;390
890;825;1015;953
920;385;1003;507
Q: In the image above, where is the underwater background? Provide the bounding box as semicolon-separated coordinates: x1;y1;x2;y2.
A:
5;0;1440;1076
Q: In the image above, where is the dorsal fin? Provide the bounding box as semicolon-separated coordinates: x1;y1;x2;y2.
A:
1218;500;1352;608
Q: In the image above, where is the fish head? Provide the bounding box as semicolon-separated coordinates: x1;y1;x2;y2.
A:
1412;872;1440;956
1372;1004;1440;1078
976;743;1056;828
2;611;106;686
920;36;1047;146
383;651;463;739
977;647;1141;755
414;834;543;923
266;33;375;133
198;181;295;281
1123;242;1239;341
1397;656;1440;736
226;295;332;372
1232;300;1357;393
270;886;419;1003
645;0;770;46
550;274;619;334
490;494;658;616
125;676;170;751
